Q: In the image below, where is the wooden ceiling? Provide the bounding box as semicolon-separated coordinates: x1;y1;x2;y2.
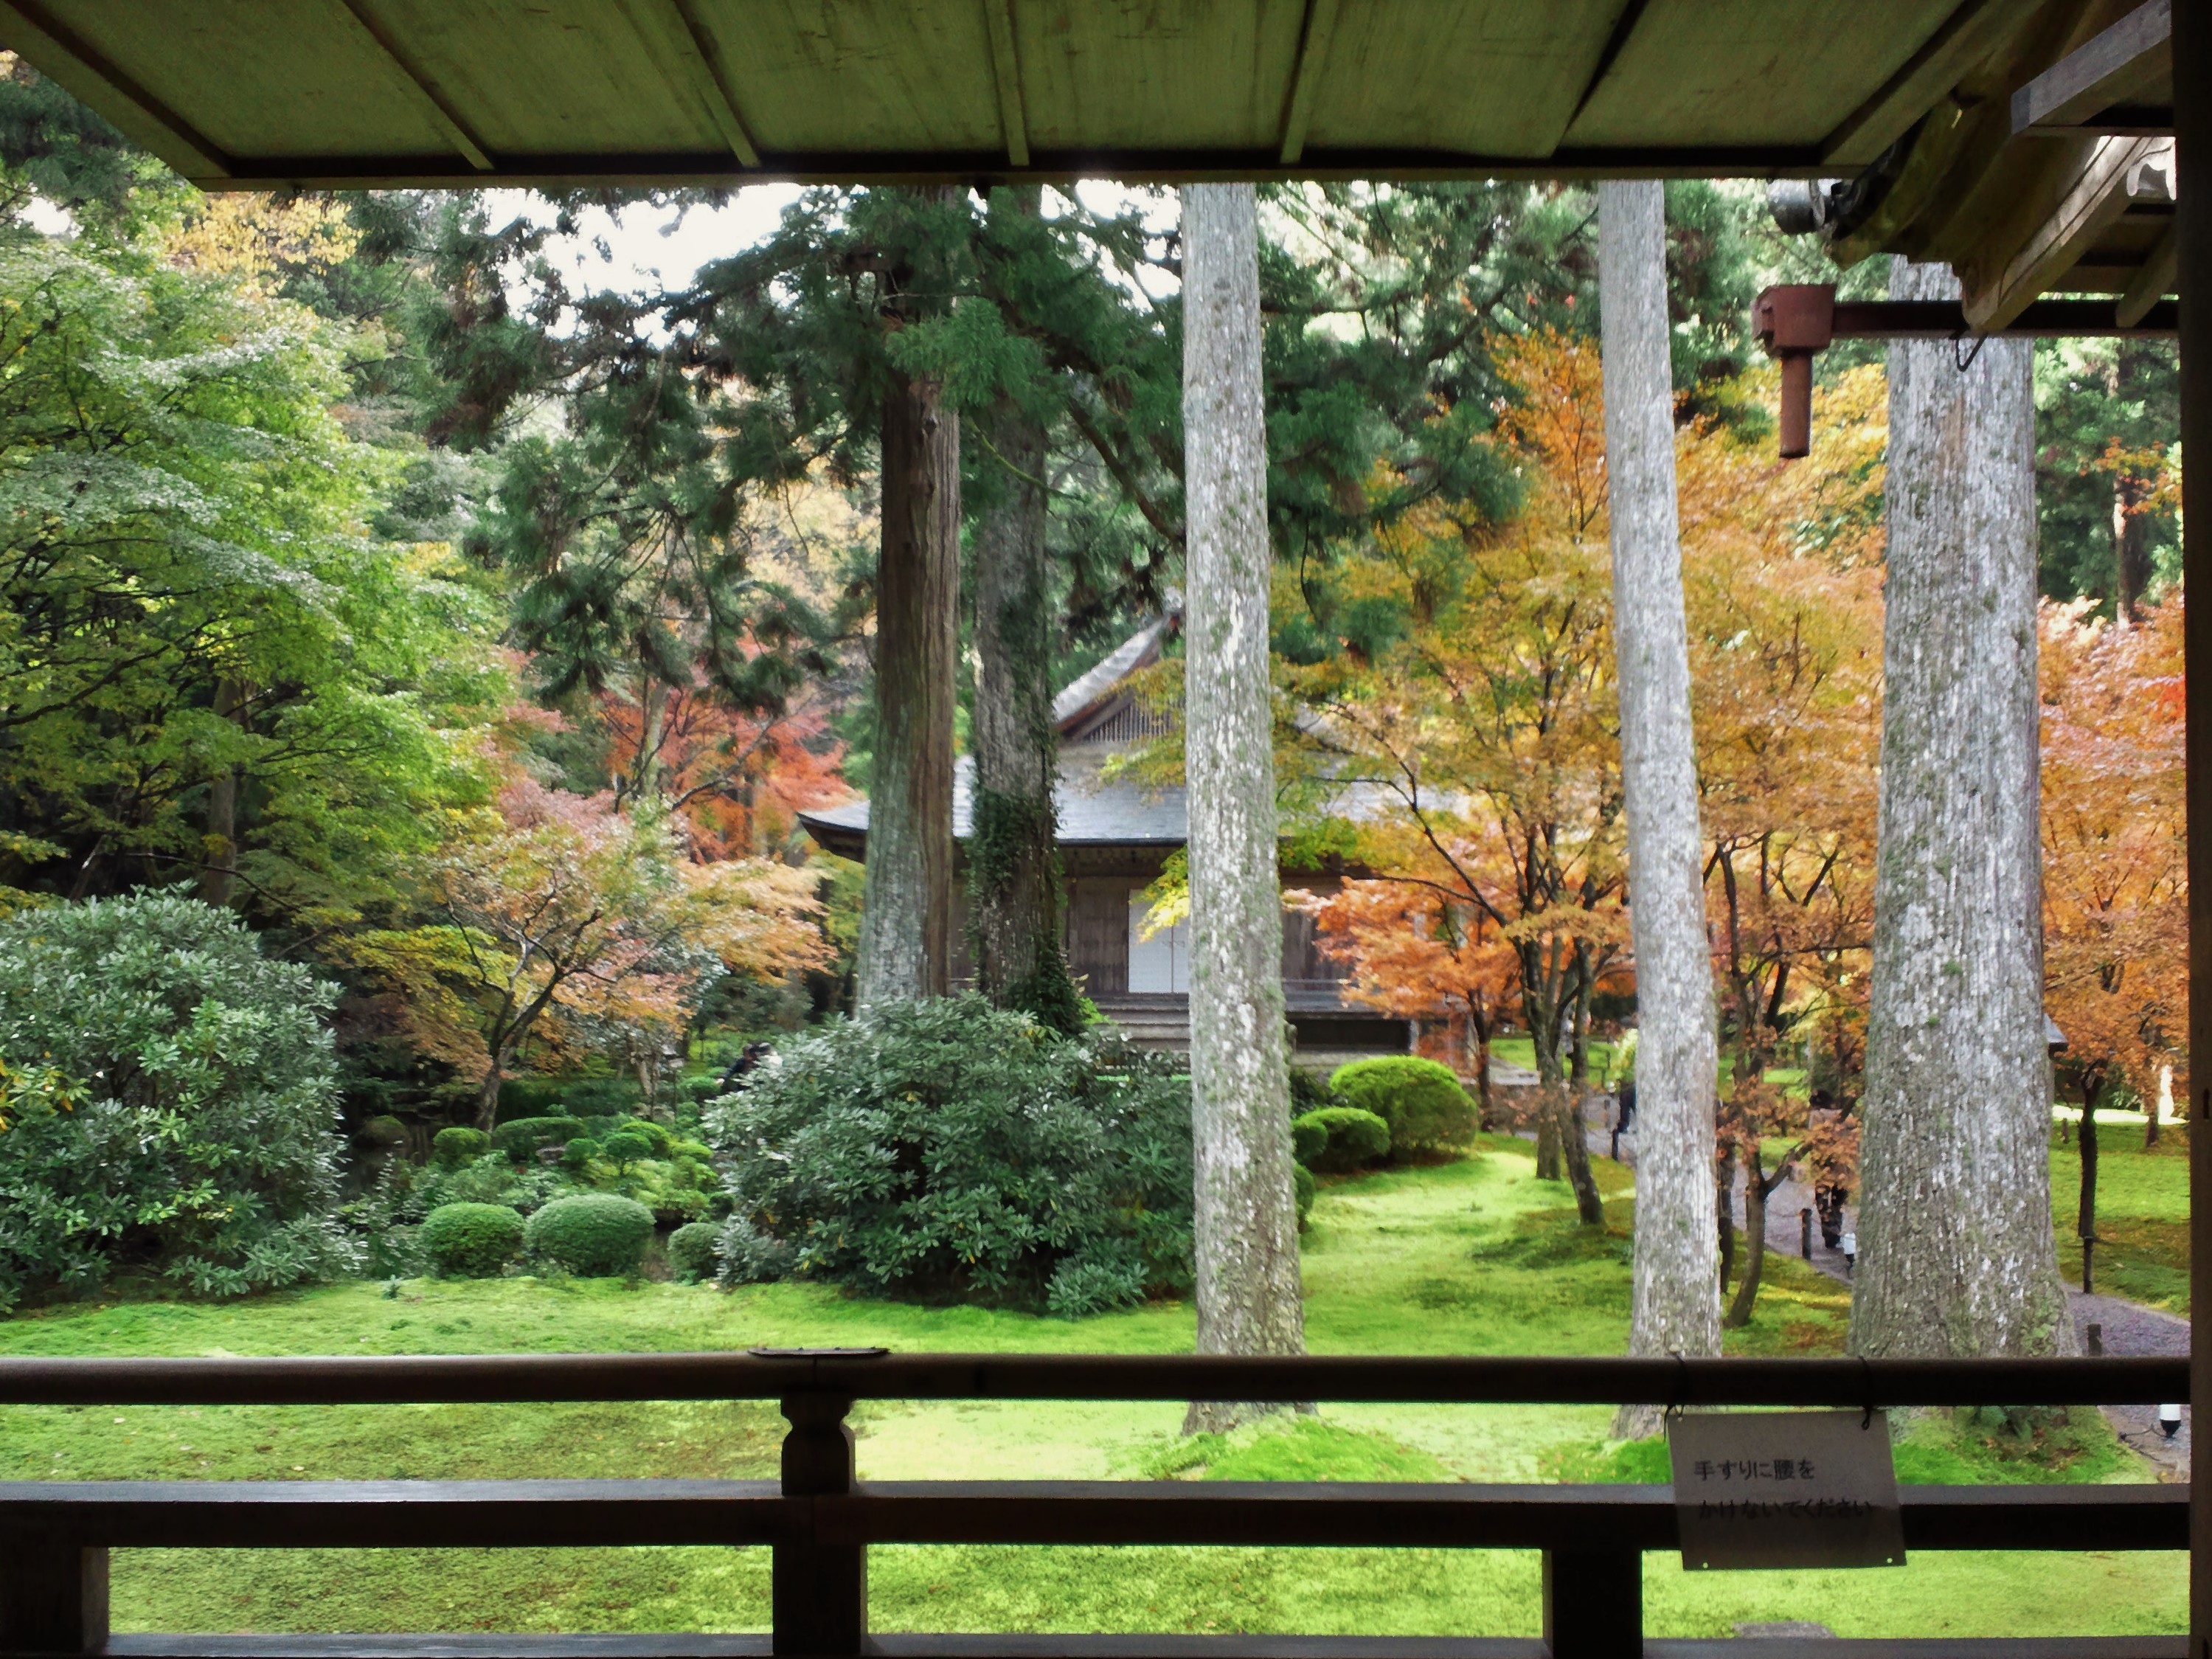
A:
0;0;2048;190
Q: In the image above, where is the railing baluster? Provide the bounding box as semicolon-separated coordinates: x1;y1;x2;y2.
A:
774;1391;864;1656
1542;1544;1641;1659
0;1539;108;1653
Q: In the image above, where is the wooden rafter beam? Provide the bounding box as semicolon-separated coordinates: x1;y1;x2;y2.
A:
0;0;228;180
1276;0;1341;167
2116;219;2180;325
982;0;1028;170
2011;0;2170;135
334;0;495;172
1560;0;1654;139
1966;136;2172;328
616;0;760;169
1824;0;2048;166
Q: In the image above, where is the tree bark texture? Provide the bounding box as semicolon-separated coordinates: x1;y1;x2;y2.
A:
855;364;960;1010
1179;183;1306;1430
1558;1087;1605;1226
969;374;1079;1031
1848;257;2074;1360
1598;181;1723;1384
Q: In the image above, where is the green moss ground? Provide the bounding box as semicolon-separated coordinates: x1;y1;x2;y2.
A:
0;1135;2180;1641
2050;1125;2190;1312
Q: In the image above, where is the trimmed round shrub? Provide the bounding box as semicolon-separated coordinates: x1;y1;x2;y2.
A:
420;1202;524;1278
1293;1163;1317;1228
667;1221;721;1283
707;994;1193;1316
1331;1056;1477;1158
1290;1115;1328;1167
432;1126;489;1166
1293;1106;1390;1173
491;1115;579;1162
525;1194;654;1276
561;1136;599;1170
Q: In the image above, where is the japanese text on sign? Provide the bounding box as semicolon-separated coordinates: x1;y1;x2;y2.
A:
1668;1410;1905;1570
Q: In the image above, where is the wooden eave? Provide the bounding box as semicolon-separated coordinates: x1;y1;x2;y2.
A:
1831;0;2180;329
0;0;2055;190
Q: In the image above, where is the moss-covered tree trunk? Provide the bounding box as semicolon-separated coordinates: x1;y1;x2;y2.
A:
856;358;960;1009
968;193;1079;1032
1179;182;1306;1433
1600;181;1722;1431
1848;258;2074;1360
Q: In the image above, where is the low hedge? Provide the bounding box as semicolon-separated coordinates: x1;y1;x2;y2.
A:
1331;1056;1477;1158
1292;1106;1391;1173
667;1221;721;1283
420;1202;524;1278
490;1115;580;1162
1292;1163;1317;1227
1290;1115;1328;1166
431;1127;488;1166
524;1193;654;1276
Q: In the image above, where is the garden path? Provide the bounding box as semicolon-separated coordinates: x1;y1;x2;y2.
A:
1574;1090;2191;1476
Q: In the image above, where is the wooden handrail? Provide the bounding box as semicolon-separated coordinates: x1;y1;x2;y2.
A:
0;1351;2185;1407
0;1356;2187;1659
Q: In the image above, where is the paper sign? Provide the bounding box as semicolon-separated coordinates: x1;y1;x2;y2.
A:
1668;1410;1906;1570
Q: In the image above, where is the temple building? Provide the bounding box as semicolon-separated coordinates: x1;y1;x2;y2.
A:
799;612;1410;1063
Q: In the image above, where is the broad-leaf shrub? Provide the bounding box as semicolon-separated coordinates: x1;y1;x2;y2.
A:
525;1193;653;1276
1331;1057;1477;1158
1293;1163;1317;1227
1292;1106;1391;1173
420;1202;524;1278
707;996;1193;1316
1290;1115;1328;1166
0;892;356;1310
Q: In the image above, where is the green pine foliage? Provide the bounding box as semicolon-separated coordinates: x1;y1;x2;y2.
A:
418;1202;524;1278
0;891;356;1310
1330;1057;1479;1159
1292;1106;1393;1174
706;995;1194;1316
524;1194;654;1278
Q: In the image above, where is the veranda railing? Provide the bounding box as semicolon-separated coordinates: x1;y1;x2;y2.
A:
0;1352;2188;1659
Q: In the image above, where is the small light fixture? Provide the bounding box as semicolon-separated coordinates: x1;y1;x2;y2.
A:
2158;1404;2182;1440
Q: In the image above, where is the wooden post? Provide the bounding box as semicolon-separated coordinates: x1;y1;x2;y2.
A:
0;1542;108;1653
2178;4;2211;1658
774;1393;864;1656
1542;1545;1641;1659
1800;1207;1814;1260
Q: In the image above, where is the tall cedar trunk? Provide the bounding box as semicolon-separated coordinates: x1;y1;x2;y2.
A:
970;367;1079;1030
1179;183;1306;1433
1599;182;1723;1420
1848;257;2075;1360
855;357;960;1008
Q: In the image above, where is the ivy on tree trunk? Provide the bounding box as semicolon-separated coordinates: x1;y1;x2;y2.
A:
1179;182;1306;1433
1849;258;2074;1360
967;194;1081;1031
1598;181;1722;1429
